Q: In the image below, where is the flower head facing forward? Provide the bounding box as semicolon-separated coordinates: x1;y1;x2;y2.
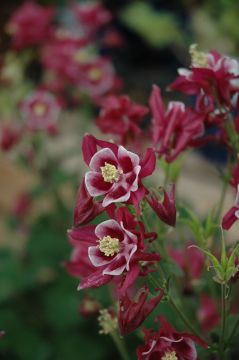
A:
83;134;156;210
67;207;160;291
6;2;55;51
137;316;207;360
20;90;61;133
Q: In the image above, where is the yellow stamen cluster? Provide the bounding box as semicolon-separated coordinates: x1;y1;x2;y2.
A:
99;235;120;257
88;67;102;81
98;309;118;335
189;44;208;68
161;351;178;360
33;103;47;117
100;162;121;183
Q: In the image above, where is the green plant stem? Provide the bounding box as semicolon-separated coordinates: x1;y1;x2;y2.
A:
226;315;239;347
110;332;130;360
168;297;205;341
216;178;228;222
164;162;171;187
219;284;227;359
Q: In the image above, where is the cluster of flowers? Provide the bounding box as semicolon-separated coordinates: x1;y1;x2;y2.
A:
66;44;239;359
0;1;122;150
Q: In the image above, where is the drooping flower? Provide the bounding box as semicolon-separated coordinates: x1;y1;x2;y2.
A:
73;179;104;227
82;134;155;210
170;45;239;121
222;184;239;230
197;295;220;332
12;192;32;220
73;3;112;36
146;185;176;227
6;2;55;50
149;85;204;162
20;90;61;133
96;94;148;145
119;286;164;336
137;316;207;360
67;207;160;291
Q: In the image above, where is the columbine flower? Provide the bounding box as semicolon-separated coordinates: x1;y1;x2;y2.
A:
146;185;176;227
73;179;104;227
96;94;148;145
67;207;160;291
137;316;207;360
222;184;239;230
6;2;54;50
119;286;164;335
149;85;204;162
83;134;155;210
0;122;21;151
73;3;112;36
170;45;239;121
20;90;61;133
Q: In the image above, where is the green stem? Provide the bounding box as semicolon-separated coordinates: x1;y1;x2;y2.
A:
168;297;205;341
219;284;227;359
110;332;130;360
216;178;228;222
226;315;239;347
164;162;171;187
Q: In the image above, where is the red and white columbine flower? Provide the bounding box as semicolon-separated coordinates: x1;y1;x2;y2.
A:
83;134;155;210
20;90;61;133
137;316;207;360
67;207;159;292
170;45;239;122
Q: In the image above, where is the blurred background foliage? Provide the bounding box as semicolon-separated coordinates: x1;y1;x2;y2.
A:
0;0;239;359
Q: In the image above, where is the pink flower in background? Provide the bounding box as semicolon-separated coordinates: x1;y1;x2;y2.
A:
146;185;176;227
73;3;112;35
82;134;155;210
67;207;160;291
149;85;204;162
6;2;55;50
20;90;61;133
137;316;207;360
170;244;205;286
79;58;121;98
170;46;239;119
96;94;148;145
41;34;89;85
197;295;220;332
119;286;164;335
222;184;239;230
12;193;32;220
0;122;21;151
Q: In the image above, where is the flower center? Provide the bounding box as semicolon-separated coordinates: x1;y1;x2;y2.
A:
161;351;178;360
99;235;120;257
189;44;208;68
73;50;92;64
88;67;102;81
33;103;47;117
100;162;121;183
